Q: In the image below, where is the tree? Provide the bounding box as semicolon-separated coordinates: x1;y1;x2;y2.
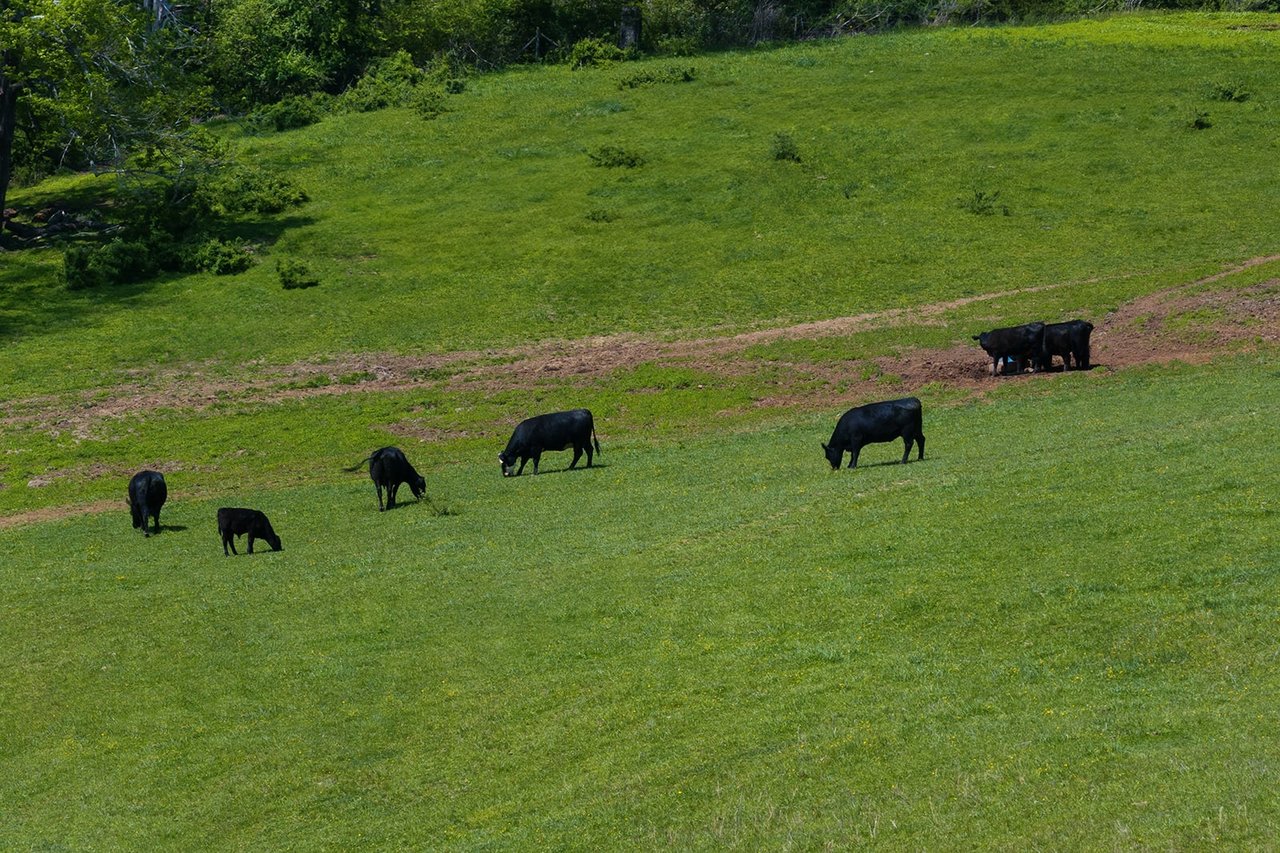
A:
0;0;207;223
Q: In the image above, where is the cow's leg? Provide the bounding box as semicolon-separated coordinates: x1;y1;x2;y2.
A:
247;534;256;554
152;508;161;535
388;483;399;509
848;445;861;469
569;445;582;469
916;431;925;460
375;482;385;512
222;532;231;556
228;534;238;556
532;453;542;474
901;435;912;464
585;441;594;468
516;457;528;476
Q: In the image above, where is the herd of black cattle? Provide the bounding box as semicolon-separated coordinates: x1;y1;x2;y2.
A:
124;318;1094;553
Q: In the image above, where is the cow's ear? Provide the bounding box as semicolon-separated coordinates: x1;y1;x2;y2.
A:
820;443;828;451
971;335;980;341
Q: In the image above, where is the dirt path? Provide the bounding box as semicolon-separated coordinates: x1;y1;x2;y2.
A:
5;256;1279;441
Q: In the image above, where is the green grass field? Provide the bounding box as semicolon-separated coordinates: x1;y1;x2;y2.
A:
4;10;1280;848
3;358;1279;847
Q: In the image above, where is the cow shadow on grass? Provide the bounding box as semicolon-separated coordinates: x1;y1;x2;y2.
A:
519;462;611;477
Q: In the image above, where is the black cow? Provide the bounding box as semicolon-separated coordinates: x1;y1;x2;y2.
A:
1040;320;1094;371
499;408;600;477
127;470;167;536
823;397;925;469
973;322;1046;376
345;446;426;511
217;507;282;556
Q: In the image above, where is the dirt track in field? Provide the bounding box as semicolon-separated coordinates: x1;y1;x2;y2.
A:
4;256;1280;526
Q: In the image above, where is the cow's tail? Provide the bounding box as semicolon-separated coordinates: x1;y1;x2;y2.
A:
593;425;601;456
342;455;372;473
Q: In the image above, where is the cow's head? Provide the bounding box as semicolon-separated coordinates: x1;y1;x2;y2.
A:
264;531;283;552
410;474;427;499
821;442;842;470
498;451;516;477
972;331;992;354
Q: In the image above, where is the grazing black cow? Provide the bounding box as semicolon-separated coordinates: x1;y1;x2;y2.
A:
499;408;600;477
217;507;282;556
1040;319;1094;371
973;322;1046;377
345;446;426;511
127;470;167;537
822;397;925;470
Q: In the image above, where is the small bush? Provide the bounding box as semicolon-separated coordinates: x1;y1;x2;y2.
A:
771;132;801;163
410;86;447;120
189;238;255;275
655;36;699;57
585;208;620;222
64;239;158;290
959;189;1011;216
588;145;645;168
1190;111;1213;130
569;38;626;69
444;78;466;95
204;165;309;215
1206;81;1250;102
278;258;320;290
255;93;331;132
619;66;697;89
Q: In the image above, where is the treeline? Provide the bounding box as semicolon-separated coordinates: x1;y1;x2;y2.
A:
195;0;1274;111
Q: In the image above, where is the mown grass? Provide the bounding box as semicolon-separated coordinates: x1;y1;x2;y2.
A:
3;13;1280;398
2;356;1278;848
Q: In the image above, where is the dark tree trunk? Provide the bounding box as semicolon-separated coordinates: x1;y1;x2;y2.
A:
0;62;18;225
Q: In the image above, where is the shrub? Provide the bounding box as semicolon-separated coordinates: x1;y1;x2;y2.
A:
1206;80;1250;102
410;86;447;120
588;145;646;168
1190;111;1213;130
64;239;157;290
569;38;626;69
203;165;309;215
655;35;699;56
444;78;466;95
255;93;332;132
619;65;697;89
189;239;255;275
278;258;320;290
585;208;620;222
771;132;801;162
959;189;1011;216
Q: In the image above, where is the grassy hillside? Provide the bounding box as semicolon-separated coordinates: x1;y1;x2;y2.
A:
3;12;1280;398
3;11;1280;848
3;357;1278;848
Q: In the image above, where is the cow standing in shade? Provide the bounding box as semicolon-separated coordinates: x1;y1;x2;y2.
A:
1040;320;1094;371
973;322;1046;377
823;397;925;470
346;446;427;511
499;408;600;476
127;470;167;536
217;508;283;556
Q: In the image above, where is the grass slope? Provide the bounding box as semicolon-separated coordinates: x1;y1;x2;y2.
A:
2;357;1278;848
3;13;1280;397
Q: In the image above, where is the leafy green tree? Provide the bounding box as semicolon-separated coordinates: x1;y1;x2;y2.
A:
207;0;385;109
0;0;207;221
